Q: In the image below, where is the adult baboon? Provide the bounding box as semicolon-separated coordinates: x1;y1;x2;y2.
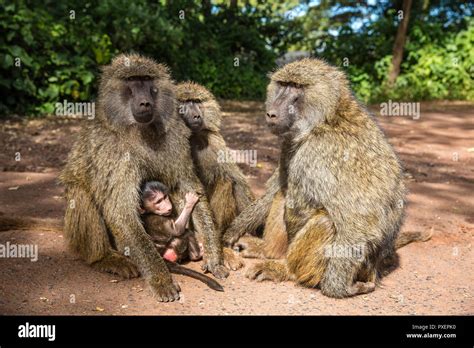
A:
224;58;428;298
59;54;228;302
176;82;253;269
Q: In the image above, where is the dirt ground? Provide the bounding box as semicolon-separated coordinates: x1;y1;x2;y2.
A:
0;100;472;315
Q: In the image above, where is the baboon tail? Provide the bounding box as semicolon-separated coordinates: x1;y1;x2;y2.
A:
0;214;62;232
165;260;224;292
395;230;433;249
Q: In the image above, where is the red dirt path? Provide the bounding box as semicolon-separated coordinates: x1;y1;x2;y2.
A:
0;101;472;315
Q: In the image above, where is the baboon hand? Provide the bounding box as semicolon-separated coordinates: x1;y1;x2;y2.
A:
201;260;229;279
148;275;181;302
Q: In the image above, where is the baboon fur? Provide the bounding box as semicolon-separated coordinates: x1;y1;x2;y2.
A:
176;82;255;234
59;54;227;302
224;58;425;298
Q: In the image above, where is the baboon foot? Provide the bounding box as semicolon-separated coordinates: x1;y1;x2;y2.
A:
348;281;376;296
234;236;265;259
148;275;181;302
245;261;289;282
201;261;230;279
223;247;245;270
91;252;140;279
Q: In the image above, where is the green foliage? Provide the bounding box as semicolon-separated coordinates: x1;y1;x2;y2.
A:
0;0;292;115
357;19;474;102
388;21;474;101
0;0;472;116
299;1;473;103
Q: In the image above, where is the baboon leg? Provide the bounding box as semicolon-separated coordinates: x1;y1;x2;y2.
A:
395;230;432;249
286;211;336;288
357;262;377;283
209;179;237;234
223;247;245;270
319;241;377;298
262;191;287;259
347;281;376;296
64;186;139;278
91;251;140;279
234;235;266;259
234;191;287;259
245;260;292;282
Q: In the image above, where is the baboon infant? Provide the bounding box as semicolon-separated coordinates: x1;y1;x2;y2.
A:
139;181;203;263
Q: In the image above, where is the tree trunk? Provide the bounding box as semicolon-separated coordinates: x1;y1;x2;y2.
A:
387;0;413;85
202;0;211;18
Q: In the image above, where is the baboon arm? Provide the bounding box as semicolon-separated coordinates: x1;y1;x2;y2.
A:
178;179;223;266
101;192;170;280
232;179;255;214
223;169;280;246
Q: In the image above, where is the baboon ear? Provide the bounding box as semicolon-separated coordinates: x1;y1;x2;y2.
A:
157;81;176;123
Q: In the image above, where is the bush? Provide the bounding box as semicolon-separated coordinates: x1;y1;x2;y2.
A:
0;1;287;116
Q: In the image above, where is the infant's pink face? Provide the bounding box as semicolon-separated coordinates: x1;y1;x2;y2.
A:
143;190;173;216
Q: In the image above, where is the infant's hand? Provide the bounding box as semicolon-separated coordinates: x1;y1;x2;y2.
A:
185;192;200;207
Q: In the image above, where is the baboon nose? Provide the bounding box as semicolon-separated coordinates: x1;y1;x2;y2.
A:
266;112;277;119
139;101;152;110
193;114;201;119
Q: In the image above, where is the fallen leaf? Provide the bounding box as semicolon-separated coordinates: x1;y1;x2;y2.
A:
8;186;19;190
94;307;105;312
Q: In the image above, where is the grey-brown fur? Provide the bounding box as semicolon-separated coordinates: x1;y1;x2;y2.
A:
59;54;228;302
176;82;254;235
224;58;420;298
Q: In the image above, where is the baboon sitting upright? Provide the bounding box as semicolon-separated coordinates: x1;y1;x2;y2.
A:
224;58;423;298
176;82;254;269
175;82;255;233
59;54;228;302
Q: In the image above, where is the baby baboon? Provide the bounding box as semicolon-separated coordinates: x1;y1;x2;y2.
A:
224;58;426;298
176;82;253;270
59;54;228;302
139;181;223;291
139;181;203;263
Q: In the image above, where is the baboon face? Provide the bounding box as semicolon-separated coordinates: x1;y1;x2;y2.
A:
142;190;173;216
122;76;158;124
265;83;304;135
178;100;204;132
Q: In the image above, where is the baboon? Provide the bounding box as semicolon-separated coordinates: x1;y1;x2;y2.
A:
176;82;255;233
139;181;203;263
140;182;223;291
175;82;254;270
224;58;429;298
59;54;228;302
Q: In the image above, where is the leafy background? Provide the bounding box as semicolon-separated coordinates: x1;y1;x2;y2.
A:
0;0;472;116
